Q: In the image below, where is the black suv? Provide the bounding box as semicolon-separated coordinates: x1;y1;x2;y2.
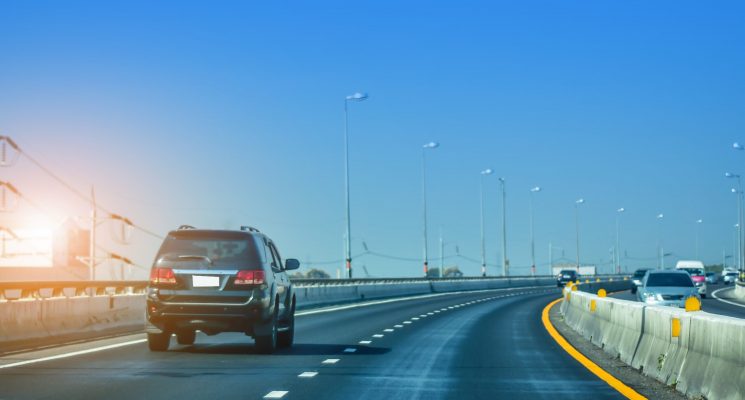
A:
556;269;578;287
145;226;299;353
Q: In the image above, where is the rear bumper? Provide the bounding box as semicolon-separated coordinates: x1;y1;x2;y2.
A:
145;288;272;335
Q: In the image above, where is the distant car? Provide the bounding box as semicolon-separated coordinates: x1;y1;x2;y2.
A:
676;260;707;298
636;270;700;308
630;268;653;294
705;272;718;284
146;225;300;353
723;270;738;284
556;269;578;287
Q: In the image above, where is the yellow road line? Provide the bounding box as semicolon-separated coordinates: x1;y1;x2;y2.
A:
542;298;646;400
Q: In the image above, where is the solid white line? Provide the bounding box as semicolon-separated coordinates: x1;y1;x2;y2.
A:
264;391;289;399
0;339;147;370
322;358;340;364
298;372;318;378
712;287;745;308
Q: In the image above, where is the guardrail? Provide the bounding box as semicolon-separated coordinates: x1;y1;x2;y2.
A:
0;281;148;300
560;282;744;400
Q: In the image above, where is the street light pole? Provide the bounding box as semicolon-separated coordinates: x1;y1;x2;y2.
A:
480;169;493;277
695;219;703;260
616;208;625;274
656;213;664;269
343;92;368;279
575;198;585;271
499;177;507;276
529;187;541;276
422;141;439;277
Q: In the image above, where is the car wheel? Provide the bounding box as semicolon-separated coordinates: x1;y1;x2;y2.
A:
701;294;706;299
177;330;196;345
278;303;295;348
148;332;171;352
256;307;278;354
631;287;637;294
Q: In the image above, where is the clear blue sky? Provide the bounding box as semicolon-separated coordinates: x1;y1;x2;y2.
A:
1;1;744;278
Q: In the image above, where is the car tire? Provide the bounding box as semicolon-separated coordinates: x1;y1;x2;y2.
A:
701;294;706;299
631;287;637;294
177;330;196;345
278;303;295;349
255;308;278;354
148;332;171;352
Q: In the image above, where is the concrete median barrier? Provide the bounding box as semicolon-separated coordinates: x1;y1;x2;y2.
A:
561;281;745;399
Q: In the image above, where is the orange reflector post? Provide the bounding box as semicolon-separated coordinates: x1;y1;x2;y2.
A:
685;297;701;312
596;278;601;282
590;299;596;312
571;285;578;292
597;289;607;298
672;318;681;338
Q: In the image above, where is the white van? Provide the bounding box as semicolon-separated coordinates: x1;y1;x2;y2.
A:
675;260;707;298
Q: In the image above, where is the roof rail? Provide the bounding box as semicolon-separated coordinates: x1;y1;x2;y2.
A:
178;225;196;230
240;226;260;233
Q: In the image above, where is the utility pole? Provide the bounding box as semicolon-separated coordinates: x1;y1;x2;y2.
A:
499;178;508;276
89;186;97;281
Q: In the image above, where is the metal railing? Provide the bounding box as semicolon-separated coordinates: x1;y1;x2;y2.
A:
0;281;148;300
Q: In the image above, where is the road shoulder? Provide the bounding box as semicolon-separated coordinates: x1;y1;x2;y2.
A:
548;300;687;400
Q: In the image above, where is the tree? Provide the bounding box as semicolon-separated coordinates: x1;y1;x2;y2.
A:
304;268;331;279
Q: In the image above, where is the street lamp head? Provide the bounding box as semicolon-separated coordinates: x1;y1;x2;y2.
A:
734;142;744;151
530;186;541;192
498;177;505;183
575;198;585;204
657;213;664;219
696;219;703;224
617;207;625;213
480;168;493;175
732;188;738;193
423;142;440;149
346;92;368;101
725;172;739;178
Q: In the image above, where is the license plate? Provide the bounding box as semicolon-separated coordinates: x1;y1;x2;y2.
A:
192;275;220;287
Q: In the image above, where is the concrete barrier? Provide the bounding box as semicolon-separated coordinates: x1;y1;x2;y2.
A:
562;283;745;399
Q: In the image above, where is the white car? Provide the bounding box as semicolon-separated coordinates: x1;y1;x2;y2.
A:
723;270;738;284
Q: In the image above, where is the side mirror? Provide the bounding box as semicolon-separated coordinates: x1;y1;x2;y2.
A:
285;258;300;271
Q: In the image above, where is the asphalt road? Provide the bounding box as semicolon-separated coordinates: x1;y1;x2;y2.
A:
0;287;625;400
611;282;745;318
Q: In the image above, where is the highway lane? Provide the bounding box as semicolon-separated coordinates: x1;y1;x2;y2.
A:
0;287;624;400
610;283;745;319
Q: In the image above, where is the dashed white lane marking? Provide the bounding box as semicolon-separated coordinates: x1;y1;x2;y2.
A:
440;308;447;311
403;321;412;324
358;340;372;345
384;329;395;332
448;307;454;309
264;391;289;399
434;310;441;313
322;359;340;364
298;372;318;378
394;324;404;328
419;314;428;317
372;334;384;338
412;317;420;320
344;348;357;353
0;339;147;370
427;312;434;315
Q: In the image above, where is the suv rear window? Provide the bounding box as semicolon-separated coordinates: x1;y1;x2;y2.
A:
679;268;704;276
155;231;262;269
633;269;649;278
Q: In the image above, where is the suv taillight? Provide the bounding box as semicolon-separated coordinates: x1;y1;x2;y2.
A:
150;268;176;285
235;270;265;285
